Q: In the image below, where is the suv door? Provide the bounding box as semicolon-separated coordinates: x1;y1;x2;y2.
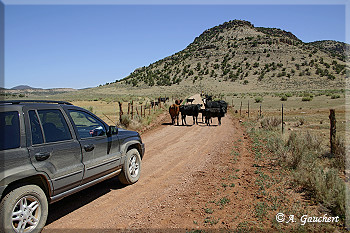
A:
25;107;84;195
67;109;122;184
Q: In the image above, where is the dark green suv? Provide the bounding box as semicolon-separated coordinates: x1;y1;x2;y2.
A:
0;100;145;233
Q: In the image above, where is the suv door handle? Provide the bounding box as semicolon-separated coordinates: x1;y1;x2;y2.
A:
84;144;95;152
35;152;51;161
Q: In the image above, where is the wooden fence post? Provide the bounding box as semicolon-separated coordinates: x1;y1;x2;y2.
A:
329;109;336;155
128;103;130;115
248;101;250;118
282;104;284;133
260;105;262;117
118;102;123;123
240;101;242;116
131;101;134;119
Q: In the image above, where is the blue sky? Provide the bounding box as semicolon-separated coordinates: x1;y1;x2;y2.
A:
2;1;348;89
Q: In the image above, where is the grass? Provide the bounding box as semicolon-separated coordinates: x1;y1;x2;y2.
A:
252;120;346;219
204;208;213;214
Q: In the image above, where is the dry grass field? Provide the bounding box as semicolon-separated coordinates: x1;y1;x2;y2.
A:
226;90;347;144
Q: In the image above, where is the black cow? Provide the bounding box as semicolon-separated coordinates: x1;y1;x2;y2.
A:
205;95;213;101
203;100;228;125
186;98;195;104
158;97;169;103
202;108;225;126
205;100;228;113
179;104;202;125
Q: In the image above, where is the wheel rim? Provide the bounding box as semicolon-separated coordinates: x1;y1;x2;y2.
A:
11;195;41;233
128;154;140;178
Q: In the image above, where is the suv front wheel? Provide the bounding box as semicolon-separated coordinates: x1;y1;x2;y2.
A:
0;185;48;233
118;149;142;185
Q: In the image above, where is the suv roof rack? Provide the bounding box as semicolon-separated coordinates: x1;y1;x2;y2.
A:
0;100;73;105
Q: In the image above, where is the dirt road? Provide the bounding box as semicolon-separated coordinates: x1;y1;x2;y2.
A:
42;95;285;232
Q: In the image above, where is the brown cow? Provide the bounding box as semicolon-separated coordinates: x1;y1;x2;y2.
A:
168;100;182;125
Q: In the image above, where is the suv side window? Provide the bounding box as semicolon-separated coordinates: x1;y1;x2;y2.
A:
29;110;44;145
0;111;20;150
37;109;72;143
69;110;106;139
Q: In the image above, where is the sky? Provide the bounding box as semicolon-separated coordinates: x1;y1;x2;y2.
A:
1;1;348;89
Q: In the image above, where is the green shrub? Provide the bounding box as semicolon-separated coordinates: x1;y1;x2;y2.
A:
295;166;345;218
280;95;288;101
302;96;312;101
120;115;131;128
257;127;345;219
285;131;344;217
255;96;263;103
331;94;341;99
260;117;281;130
332;137;345;172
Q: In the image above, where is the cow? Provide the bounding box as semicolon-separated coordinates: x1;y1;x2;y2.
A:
202;95;213;105
168;99;182;125
203;100;228;126
158;97;169;103
186;98;195;104
169;104;180;125
205;95;213;101
205;100;228;113
151;101;159;108
179;104;202;125
202;108;225;126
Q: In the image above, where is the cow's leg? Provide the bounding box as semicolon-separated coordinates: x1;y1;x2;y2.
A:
176;115;179;126
218;117;221;125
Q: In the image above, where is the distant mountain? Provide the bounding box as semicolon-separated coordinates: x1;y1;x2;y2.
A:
11;85;41;90
103;19;348;91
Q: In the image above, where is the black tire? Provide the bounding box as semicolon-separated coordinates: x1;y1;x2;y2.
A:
118;148;142;185
0;185;48;233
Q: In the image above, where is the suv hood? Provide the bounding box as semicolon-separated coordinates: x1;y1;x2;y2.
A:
117;128;140;137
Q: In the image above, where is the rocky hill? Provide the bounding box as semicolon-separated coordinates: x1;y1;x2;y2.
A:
102;20;348;93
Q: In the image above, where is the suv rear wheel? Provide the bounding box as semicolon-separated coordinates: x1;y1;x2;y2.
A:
0;185;48;233
118;149;142;185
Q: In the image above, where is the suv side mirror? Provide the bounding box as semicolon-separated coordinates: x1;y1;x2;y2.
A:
108;126;118;136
